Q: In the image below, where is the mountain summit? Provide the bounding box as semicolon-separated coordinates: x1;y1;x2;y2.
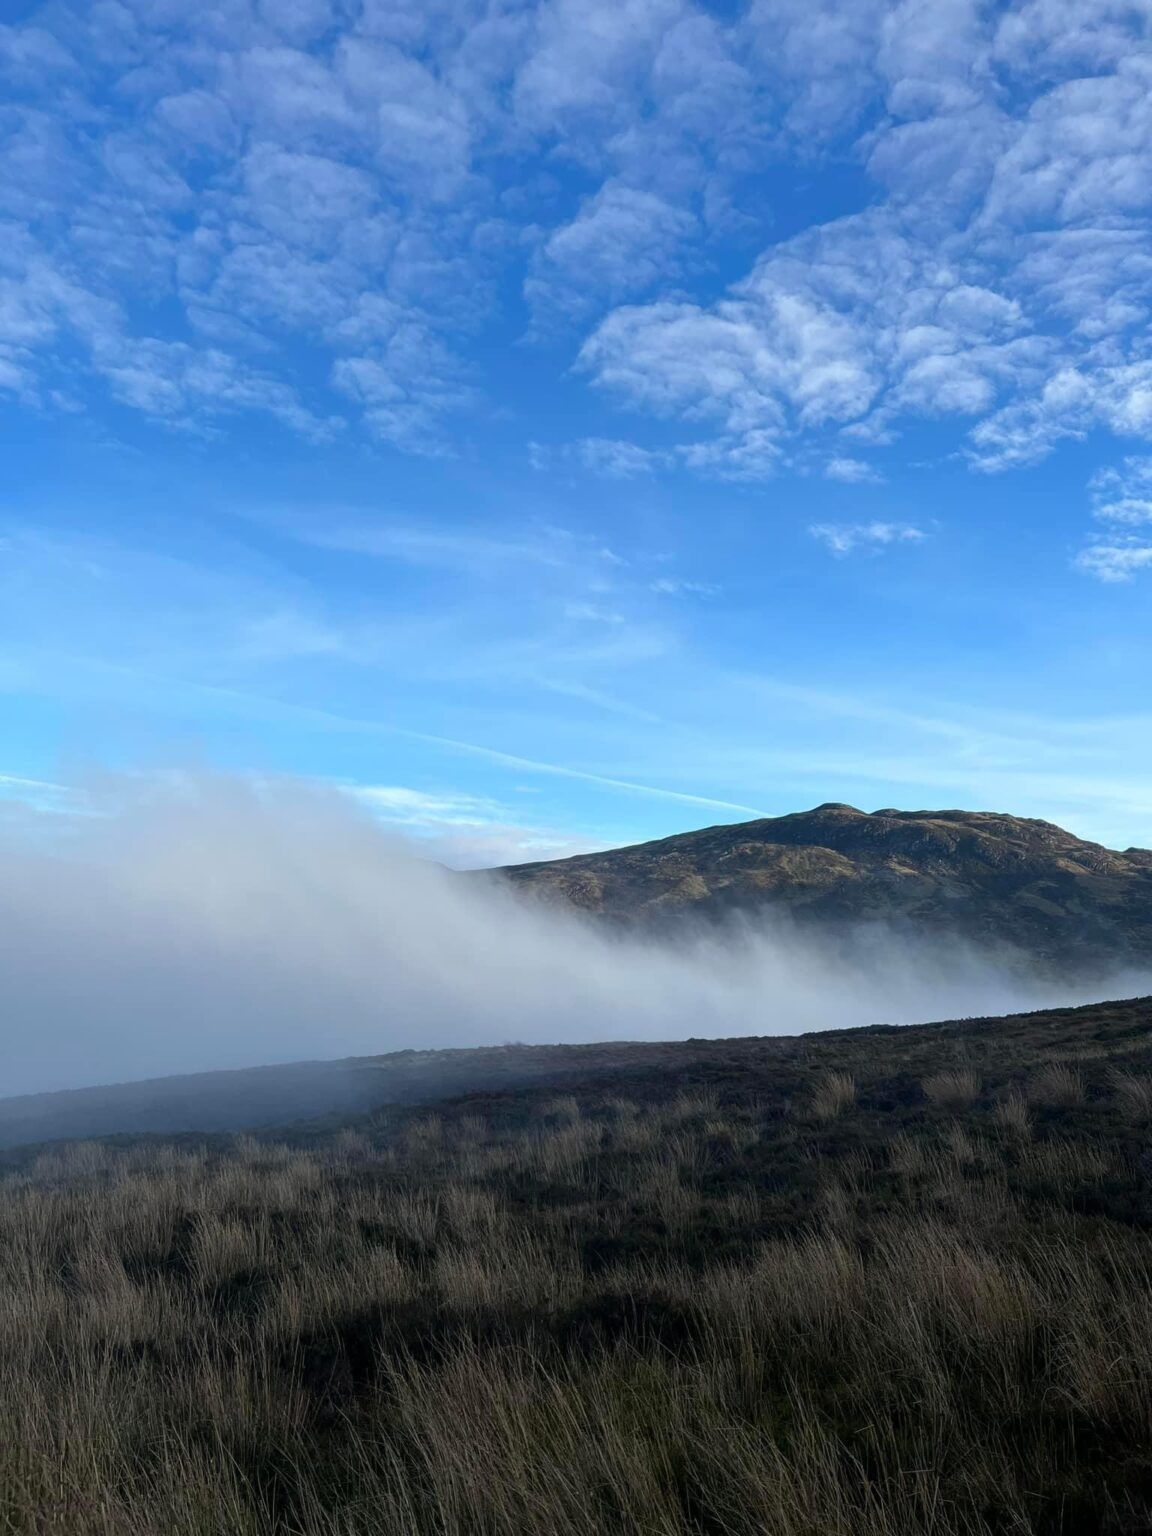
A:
495;804;1152;971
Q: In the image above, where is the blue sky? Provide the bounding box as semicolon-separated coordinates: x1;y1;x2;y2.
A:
3;0;1152;862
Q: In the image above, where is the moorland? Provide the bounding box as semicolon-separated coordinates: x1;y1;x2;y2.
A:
5;994;1152;1535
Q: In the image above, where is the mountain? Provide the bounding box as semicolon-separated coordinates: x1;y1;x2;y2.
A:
495;803;1152;970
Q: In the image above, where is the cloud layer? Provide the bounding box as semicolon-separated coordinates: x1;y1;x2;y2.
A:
1;773;1142;1098
4;0;1152;487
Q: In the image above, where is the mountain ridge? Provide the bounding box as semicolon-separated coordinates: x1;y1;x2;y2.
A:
494;802;1152;970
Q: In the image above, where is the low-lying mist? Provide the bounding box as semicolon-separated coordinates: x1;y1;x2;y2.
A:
1;774;1145;1099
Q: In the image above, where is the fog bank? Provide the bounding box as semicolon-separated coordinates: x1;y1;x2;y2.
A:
1;775;1145;1098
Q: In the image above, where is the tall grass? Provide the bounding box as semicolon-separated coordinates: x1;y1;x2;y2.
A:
4;1011;1152;1535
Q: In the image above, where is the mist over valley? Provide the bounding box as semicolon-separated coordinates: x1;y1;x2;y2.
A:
2;775;1149;1150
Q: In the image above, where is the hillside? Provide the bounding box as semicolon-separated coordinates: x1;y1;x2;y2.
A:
497;802;1152;969
0;1040;709;1151
5;993;1152;1535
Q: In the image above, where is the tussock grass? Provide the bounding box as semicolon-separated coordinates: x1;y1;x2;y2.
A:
992;1092;1032;1138
1027;1062;1085;1108
4;996;1152;1534
922;1068;981;1107
809;1070;856;1121
1109;1067;1152;1121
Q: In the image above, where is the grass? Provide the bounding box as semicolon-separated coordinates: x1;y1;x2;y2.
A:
808;1069;857;1120
2;994;1152;1534
922;1067;982;1107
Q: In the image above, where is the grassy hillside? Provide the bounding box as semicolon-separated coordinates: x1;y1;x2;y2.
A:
0;1040;760;1150
497;802;1152;970
4;995;1152;1535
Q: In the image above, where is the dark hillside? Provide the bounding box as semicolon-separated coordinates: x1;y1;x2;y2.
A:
0;1040;723;1150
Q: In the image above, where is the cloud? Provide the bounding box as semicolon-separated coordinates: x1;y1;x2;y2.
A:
0;772;76;817
824;455;884;483
1090;456;1152;526
526;181;697;319
4;0;1152;478
649;576;718;596
0;7;491;447
0;0;770;451
579;5;1152;476
809;521;927;556
580;213;1046;471
1075;456;1152;580
572;437;668;476
0;771;1123;1097
1074;540;1152;583
262;509;583;570
346;781;600;866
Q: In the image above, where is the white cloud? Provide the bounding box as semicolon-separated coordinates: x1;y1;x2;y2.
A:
563;601;626;625
513;0;690;136
574;437;667;477
824;455;883;483
1076;457;1152;580
981;59;1152;228
1090;456;1152;522
4;0;1152;479
345;782;606;866
809;521;927;556
526;181;696;317
579;5;1152;476
649;576;718;596
1074;540;1152;583
4;773;1102;1097
239;146;380;248
581;213;1043;468
0;7;493;448
530;436;672;477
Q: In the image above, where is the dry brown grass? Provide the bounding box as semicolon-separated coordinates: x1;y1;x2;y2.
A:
4;1003;1152;1536
1109;1068;1152;1121
1027;1062;1085;1108
3;1117;1150;1536
922;1068;981;1108
808;1070;856;1121
992;1092;1032;1138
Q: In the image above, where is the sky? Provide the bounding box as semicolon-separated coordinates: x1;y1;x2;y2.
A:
4;0;1152;863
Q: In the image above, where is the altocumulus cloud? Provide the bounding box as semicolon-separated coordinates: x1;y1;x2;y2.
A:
1075;457;1152;582
4;0;1152;478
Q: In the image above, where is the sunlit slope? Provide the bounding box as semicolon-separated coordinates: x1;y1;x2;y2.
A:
496;803;1152;969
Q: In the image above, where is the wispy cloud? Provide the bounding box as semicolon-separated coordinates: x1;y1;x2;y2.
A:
574;438;668;478
649;576;719;597
530;438;670;478
824;455;884;484
1076;458;1152;581
1074;541;1152;583
262;512;575;571
344;782;602;866
809;521;927;557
